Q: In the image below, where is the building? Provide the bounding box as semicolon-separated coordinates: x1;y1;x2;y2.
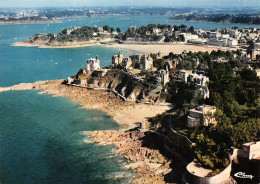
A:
86;56;100;73
122;57;132;69
178;70;193;83
112;52;124;66
187;73;209;86
166;59;178;70
226;38;238;47
180;33;199;42
178;70;210;99
207;39;224;47
157;69;169;86
207;31;221;39
152;28;160;35
187;105;217;127
139;54;153;70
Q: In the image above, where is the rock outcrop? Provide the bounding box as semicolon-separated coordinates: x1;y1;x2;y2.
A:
86;129;173;184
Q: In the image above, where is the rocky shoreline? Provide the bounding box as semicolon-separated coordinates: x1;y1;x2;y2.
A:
86;129;175;184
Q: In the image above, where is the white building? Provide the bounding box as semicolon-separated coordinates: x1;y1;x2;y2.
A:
180;33;199;42
139;54;153;70
187;105;217;127
112;52;124;66
86;56;100;73
207;32;221;39
178;70;193;83
207;39;224;47
157;69;169;86
122;57;132;69
227;38;238;47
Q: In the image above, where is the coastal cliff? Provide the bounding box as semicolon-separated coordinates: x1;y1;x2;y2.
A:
73;69;163;103
98;70;147;101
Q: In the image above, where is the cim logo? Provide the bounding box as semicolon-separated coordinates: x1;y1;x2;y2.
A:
234;172;254;179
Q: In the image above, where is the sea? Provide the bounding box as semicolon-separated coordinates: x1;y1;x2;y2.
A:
0;15;259;184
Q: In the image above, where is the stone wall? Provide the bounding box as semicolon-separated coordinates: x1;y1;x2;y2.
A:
184;161;232;184
164;128;194;158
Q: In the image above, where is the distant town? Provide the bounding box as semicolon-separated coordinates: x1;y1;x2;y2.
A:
0;7;260;24
169;13;260;25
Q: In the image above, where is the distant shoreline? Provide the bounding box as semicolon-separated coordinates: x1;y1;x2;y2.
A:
167;19;260;26
0;19;60;25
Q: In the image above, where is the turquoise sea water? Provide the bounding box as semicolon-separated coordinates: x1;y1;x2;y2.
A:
0;15;259;184
0;90;135;184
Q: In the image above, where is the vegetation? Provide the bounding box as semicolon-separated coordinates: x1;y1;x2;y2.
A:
150;50;260;172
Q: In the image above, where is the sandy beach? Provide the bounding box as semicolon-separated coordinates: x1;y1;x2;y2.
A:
13;40;232;55
12;41;102;49
104;43;232;55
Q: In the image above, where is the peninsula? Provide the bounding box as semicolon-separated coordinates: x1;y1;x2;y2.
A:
14;23;260;58
0;16;59;25
1;47;259;183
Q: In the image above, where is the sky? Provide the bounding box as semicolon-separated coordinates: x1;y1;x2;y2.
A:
0;0;259;8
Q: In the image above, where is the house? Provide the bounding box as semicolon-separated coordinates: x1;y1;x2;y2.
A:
166;59;178;70
226;38;238;47
152;28;160;35
139;54;153;70
207;31;221;39
180;33;199;42
187;74;209;86
207;39;224;47
157;69;169;86
122;57;132;69
187;105;217;127
86;56;100;73
178;70;193;83
112;52;124;66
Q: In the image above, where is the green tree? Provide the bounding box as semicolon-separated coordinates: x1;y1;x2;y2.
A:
116;27;121;33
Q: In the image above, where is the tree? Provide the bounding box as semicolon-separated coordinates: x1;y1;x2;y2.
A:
116;27;121;33
188;26;195;33
110;27;114;33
